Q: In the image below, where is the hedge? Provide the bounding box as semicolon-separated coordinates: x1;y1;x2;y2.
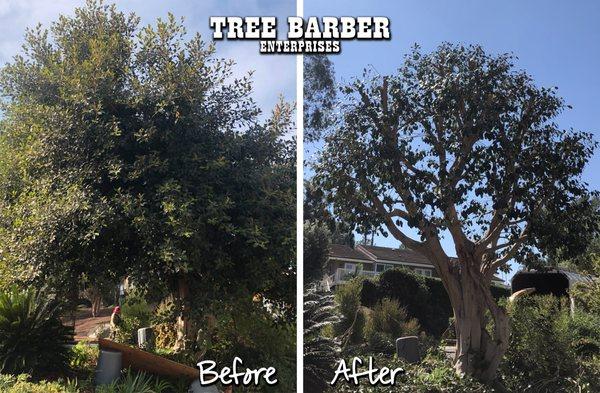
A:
360;268;511;336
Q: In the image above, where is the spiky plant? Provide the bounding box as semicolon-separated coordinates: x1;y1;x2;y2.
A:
304;284;341;393
97;370;171;393
0;287;74;375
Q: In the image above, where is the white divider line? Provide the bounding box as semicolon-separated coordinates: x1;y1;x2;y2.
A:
296;0;304;390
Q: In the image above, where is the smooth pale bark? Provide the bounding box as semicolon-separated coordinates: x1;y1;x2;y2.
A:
434;252;510;383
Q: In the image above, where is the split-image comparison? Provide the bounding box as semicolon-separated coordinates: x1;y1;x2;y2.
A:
0;1;599;392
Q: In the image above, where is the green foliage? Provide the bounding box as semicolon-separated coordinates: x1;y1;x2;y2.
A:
571;280;600;315
0;374;81;393
0;0;295;312
304;286;341;393
329;352;494;393
97;369;171;393
334;278;365;343
361;268;510;337
151;295;177;326
568;311;600;357
69;342;98;373
364;298;420;354
501;295;600;392
304;221;331;282
0;287;73;376
200;298;296;393
304;55;336;142
114;292;152;344
151;295;178;350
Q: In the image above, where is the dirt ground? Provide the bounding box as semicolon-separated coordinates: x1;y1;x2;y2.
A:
65;306;113;342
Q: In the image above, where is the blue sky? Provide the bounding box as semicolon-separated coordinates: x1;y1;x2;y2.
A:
0;0;295;114
305;0;600;283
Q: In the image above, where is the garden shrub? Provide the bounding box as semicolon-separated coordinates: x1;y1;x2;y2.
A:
151;295;177;326
360;268;510;337
0;287;73;376
571;281;600;315
501;295;578;392
329;351;494;392
114;293;153;344
153;323;178;350
568;311;600;357
363;298;420;354
201;298;296;393
151;295;178;350
0;374;80;393
334;277;366;343
69;342;98;373
96;369;171;393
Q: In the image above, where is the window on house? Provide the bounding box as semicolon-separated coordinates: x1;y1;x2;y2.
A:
344;263;361;272
415;268;432;277
376;263;393;272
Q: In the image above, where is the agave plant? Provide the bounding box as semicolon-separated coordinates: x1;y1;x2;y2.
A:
304;284;341;393
0;287;74;375
97;369;172;393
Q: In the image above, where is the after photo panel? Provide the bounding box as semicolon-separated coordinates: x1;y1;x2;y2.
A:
303;1;600;392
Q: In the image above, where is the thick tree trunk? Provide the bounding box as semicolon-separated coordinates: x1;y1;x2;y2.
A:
450;265;510;383
174;274;194;351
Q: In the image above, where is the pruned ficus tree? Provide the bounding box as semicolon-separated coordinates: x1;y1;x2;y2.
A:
314;43;597;382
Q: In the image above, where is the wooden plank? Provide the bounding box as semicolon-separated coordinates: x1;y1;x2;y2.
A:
98;338;198;380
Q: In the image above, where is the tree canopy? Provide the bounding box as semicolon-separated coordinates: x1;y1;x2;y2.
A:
315;43;597;275
0;1;295;309
313;43;597;382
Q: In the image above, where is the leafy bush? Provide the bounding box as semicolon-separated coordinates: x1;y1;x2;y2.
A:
0;374;80;393
501;295;578;391
114;293;153;344
334;277;366;343
571;281;600;315
153;323;178;350
361;268;510;337
151;295;178;350
329;351;494;392
363;298;420;354
0;287;74;376
200;298;296;393
568;311;600;357
151;295;177;326
69;341;98;373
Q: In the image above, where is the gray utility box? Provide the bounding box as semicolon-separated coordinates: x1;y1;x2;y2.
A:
396;336;421;363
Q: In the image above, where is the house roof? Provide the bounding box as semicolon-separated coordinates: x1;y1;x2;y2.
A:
329;243;506;284
329;244;374;261
358;245;433;266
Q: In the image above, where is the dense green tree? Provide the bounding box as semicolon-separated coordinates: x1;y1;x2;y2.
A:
303;221;330;283
313;43;597;383
304;55;336;143
0;1;295;348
